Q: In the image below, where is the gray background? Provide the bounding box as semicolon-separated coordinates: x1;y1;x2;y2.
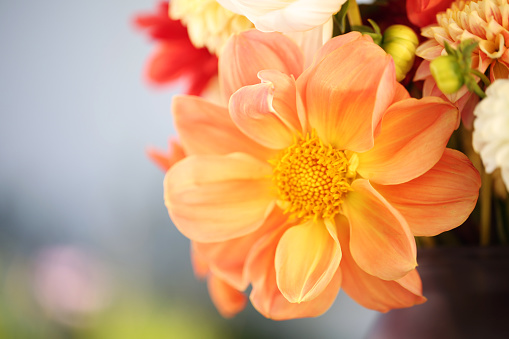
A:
0;1;378;338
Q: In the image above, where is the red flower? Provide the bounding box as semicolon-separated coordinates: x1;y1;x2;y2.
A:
406;0;454;27
134;2;218;96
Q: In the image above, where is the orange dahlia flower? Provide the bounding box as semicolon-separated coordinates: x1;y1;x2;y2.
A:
164;30;481;319
415;0;509;127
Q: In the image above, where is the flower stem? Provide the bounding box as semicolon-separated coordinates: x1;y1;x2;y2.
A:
470;69;491;87
480;170;492;246
347;0;362;27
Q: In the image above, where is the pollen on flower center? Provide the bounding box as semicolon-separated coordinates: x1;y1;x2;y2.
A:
271;133;357;220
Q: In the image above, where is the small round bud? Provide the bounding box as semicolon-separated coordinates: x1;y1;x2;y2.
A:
430;55;465;94
382;25;419;81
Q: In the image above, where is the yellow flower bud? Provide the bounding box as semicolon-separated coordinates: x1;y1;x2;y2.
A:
382;25;419;82
430;55;465;94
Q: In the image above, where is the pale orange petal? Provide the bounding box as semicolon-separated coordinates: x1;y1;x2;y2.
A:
414;60;432;81
193;208;287;290
190;242;209;279
229;83;295;150
207;275;247;318
275;218;341;303
342;179;417;281
172;95;275;161
220;29;304;101
246;224;342;320
146;138;185;172
337;214;426;312
305;31;368;71
392;82;411;103
357;97;459;185
297;38;396;152
258;70;304;133
164;153;276;242
372;149;481;237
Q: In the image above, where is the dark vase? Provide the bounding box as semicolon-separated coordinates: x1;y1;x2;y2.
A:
366;246;509;339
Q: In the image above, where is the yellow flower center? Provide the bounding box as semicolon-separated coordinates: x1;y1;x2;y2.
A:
170;0;253;55
271;133;358;220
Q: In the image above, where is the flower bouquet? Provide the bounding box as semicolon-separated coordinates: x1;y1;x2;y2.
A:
133;0;508;329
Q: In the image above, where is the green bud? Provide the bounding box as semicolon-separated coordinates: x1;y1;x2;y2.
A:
382;25;419;81
430;55;465;94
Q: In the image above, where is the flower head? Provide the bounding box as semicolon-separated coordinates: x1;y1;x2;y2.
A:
164;30;481;319
473;79;509;191
216;0;346;32
415;0;509;127
134;2;218;96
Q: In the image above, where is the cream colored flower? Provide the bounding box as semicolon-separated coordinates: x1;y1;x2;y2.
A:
215;0;346;32
473;79;509;191
170;0;253;55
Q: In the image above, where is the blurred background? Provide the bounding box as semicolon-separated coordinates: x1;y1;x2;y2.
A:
0;1;378;338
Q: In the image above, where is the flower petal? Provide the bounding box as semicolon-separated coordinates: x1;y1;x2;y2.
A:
147;137;185;172
247;223;342;320
172;95;275;161
342;179;417;281
193;208;287;290
305;31;367;69
372;148;481;237
190;242;210;279
337;215;426;312
357;97;459;185
219;29;304;100
249;0;346;32
284;18;334;67
207;275;247;318
164;153;276;242
217;0;345;32
298;37;396;152
229;70;302;149
275;218;341;303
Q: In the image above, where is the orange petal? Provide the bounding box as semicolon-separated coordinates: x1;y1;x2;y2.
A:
172;95;275;161
337;215;426;312
207;275;247;318
220;29;304;101
246;224;342;320
305;31;367;70
146;138;185;172
193;208;287;290
392;82;411;103
275;219;341;303
297;38;396;152
491;61;509;81
342;179;417;281
164;153;276;242
357;97;459;185
372;149;481;237
229;80;296;150
258;70;304;133
190;242;209;279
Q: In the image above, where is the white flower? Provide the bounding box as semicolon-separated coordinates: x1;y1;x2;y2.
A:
215;0;346;32
473;79;509;191
171;0;253;55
